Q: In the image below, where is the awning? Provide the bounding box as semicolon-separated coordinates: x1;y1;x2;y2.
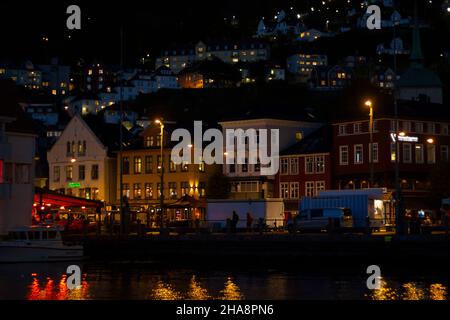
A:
34;188;104;208
165;194;205;209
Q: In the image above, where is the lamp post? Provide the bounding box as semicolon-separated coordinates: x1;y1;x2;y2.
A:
392;0;402;235
365;100;374;187
155;119;165;233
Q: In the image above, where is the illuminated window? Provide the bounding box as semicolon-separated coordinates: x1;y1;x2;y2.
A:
181;181;189;196
145;183;153;199
133;183;142;199
122;184;130;198
391;143;397;162
66;166;73;181
199;161;205;172
169;160;177;172
280;182;289;199
134;156;142;174
354;144;364;164
169;182;177;199
51;90;57;95
88;69;93;75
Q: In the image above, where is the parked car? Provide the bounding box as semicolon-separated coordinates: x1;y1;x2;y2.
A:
297;208;353;232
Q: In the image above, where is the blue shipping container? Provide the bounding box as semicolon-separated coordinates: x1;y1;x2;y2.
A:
300;195;370;228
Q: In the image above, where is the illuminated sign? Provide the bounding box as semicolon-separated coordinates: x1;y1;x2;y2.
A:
390;133;419;143
68;182;81;188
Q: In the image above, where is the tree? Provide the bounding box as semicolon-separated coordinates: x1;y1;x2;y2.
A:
207;172;230;199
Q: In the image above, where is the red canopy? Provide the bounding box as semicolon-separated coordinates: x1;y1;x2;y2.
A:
34;188;104;208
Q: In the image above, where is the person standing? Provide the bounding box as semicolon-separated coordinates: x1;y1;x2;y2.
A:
246;212;253;232
232;211;239;233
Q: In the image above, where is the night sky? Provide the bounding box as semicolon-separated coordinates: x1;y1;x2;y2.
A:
0;0;446;66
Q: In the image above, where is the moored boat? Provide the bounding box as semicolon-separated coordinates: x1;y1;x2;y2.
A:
0;225;84;263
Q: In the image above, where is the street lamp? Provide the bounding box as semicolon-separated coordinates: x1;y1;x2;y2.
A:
365;100;374;187
155;119;165;233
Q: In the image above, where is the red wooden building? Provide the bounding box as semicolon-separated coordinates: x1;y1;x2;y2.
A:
275;126;332;216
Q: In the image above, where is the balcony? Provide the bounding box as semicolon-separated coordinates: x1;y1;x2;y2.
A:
0;183;11;200
0;141;12;161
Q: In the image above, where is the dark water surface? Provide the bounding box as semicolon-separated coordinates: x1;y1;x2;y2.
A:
0;261;448;300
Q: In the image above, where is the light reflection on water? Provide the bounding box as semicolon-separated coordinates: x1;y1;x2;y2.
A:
0;263;448;300
26;274;90;300
368;279;447;300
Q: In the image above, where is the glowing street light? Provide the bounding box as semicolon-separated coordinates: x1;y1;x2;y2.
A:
155;119;165;233
365;99;374;186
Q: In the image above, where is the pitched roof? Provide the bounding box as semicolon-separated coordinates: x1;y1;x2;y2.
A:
82;114;135;153
0;79;37;135
280;125;332;155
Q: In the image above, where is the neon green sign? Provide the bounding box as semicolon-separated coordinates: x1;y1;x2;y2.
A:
68;182;81;188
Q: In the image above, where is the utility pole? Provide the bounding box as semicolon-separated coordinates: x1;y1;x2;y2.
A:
119;25;125;236
392;1;402;235
155;120;165;233
365;100;375;187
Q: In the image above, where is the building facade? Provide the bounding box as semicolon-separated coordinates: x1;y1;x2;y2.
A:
38;58;71;96
117;124;221;223
219;118;322;200
0;103;36;235
332;105;450;209
275;126;332;216
47;115;117;204
156;40;270;74
287;53;328;83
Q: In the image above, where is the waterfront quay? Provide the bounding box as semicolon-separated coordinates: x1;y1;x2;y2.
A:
75;231;450;267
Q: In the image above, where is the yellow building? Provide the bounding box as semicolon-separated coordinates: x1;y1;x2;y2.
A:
116;125;221;226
